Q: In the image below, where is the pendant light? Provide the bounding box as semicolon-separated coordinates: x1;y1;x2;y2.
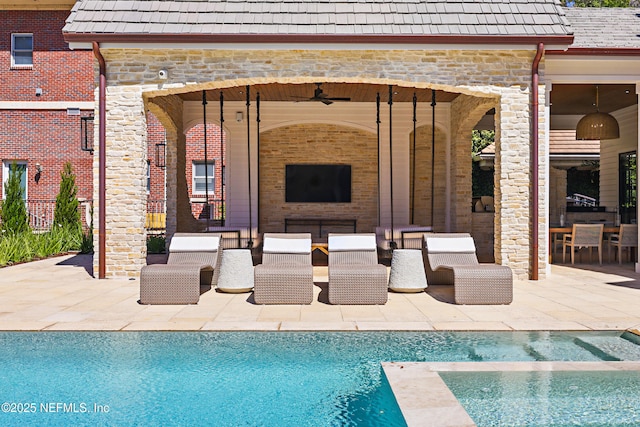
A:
575;85;619;140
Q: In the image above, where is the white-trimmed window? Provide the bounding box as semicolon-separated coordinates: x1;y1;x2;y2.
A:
11;34;33;68
192;161;215;195
2;161;28;200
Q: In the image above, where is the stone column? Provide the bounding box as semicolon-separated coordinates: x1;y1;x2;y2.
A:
98;86;148;278
495;88;534;279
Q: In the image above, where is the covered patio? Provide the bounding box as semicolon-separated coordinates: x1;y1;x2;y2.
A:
61;1;640;282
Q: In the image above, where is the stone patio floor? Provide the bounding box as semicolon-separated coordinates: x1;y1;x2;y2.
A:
0;253;639;333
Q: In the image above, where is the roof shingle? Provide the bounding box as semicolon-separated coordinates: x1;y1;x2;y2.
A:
63;0;573;38
564;7;640;49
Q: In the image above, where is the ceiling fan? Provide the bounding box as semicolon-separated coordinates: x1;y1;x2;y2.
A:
294;83;351;105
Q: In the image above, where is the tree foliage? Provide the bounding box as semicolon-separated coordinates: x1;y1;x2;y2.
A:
53;162;81;231
561;0;633;6
472;130;494;156
471;130;495;197
1;162;29;234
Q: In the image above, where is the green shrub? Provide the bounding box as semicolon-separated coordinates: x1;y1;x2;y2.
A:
53;162;81;231
0;162;29;234
147;235;166;254
0;227;87;267
80;229;94;254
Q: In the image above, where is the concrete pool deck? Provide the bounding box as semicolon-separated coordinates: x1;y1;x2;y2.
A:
0;253;639;333
1;253;640;427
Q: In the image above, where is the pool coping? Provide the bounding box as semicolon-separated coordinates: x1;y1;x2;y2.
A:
383;361;640;427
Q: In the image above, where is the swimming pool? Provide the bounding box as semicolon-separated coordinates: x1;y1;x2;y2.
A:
0;331;638;426
441;370;640;427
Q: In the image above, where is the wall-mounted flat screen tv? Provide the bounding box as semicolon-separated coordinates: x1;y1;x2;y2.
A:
285;164;351;203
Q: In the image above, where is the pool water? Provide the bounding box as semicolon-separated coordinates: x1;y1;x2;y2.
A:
441;370;640;427
0;331;638;426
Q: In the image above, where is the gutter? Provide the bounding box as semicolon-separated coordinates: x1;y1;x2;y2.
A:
64;33;575;47
531;42;544;281
92;42;106;279
546;47;640;56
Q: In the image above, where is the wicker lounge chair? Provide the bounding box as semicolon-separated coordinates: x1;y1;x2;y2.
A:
423;233;512;305
140;233;222;305
253;233;314;304
328;233;388;305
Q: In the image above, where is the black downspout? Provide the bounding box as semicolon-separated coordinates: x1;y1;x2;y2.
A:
92;42;106;279
203;90;209;231
411;92;417;225
246;86;253;248
256;92;261;238
376;93;381;227
220;91;225;226
388;86;396;250
431;90;436;228
531;42;544;280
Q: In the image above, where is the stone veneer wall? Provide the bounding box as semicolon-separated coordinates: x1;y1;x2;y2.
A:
259;124;378;234
97;48;543;279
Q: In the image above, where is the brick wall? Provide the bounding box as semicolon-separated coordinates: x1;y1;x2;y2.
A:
146;112;166;203
184;123;226;219
0;109;93;200
0;11;93;102
0;10;94;201
259;123;378;234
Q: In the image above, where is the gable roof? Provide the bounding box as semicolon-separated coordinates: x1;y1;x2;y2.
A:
564;7;640;49
63;0;573;46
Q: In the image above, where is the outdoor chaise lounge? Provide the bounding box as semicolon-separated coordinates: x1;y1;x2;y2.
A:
328;233;388;305
139;233;221;305
423;233;512;305
253;233;314;304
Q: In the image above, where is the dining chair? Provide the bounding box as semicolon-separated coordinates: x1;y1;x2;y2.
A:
607;224;638;264
562;224;604;265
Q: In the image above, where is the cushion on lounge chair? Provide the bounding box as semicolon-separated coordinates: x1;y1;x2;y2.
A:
262;237;311;254
169;235;220;252
328;234;376;252
424;236;476;254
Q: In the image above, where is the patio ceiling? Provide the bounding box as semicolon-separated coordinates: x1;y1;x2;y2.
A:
178;83;460;104
178;82;637;116
550;84;637;115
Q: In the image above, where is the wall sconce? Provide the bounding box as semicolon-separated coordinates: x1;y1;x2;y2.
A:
236;111;243;122
34;163;42;183
155;142;166;169
35;88;42;97
80;116;94;153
